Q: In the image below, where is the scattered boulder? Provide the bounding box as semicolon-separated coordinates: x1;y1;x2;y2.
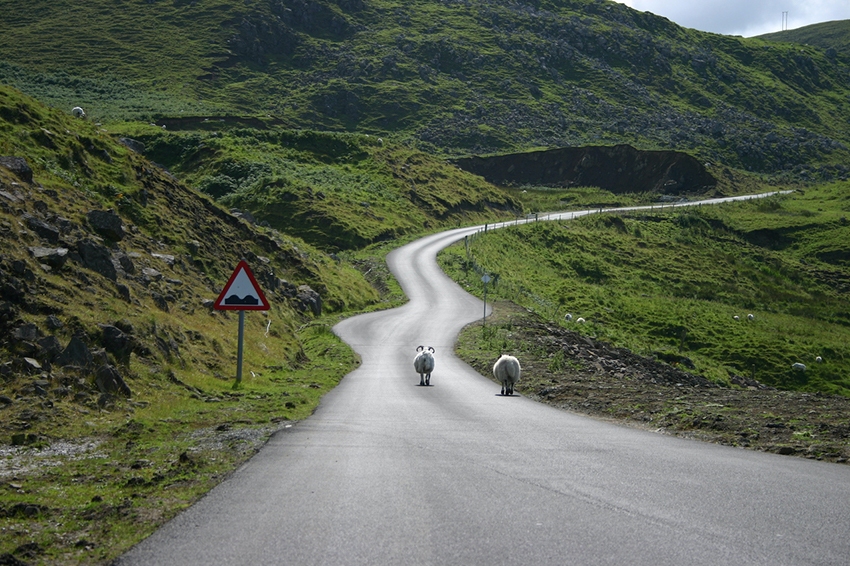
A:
86;210;125;241
37;335;63;362
0;156;33;183
115;252;136;275
94;364;132;397
278;279;298;298
28;246;69;269
20;357;42;373
24;215;60;244
115;282;131;302
57;335;93;369
77;239;117;281
13;323;40;342
151;253;176;266
141;267;163;284
99;324;134;366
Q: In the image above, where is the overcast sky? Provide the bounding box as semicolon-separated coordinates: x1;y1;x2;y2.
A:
612;1;850;37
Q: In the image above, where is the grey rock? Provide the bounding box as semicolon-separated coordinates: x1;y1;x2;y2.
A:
116;283;131;302
86;209;125;241
141;267;163;283
95;364;132;397
37;335;63;361
151;292;170;312
25;215;60;244
296;285;322;316
116;252;136;274
0;156;33;183
13;323;40;342
57;335;93;369
29;246;69;269
22;357;42;372
100;324;134;365
77;239;117;280
119;137;146;154
151;253;176;266
45;315;63;330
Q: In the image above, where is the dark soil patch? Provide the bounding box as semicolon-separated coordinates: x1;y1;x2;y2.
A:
459;302;850;464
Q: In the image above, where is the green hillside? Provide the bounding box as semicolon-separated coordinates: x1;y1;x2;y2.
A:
759;19;850;57
2;0;849;180
1;3;850;563
439;184;850;396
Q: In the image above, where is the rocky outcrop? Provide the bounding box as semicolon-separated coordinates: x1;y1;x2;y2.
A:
0;156;33;183
454;144;718;195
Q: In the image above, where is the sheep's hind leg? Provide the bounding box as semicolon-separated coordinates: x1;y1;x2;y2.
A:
419;374;425;386
425;373;430;386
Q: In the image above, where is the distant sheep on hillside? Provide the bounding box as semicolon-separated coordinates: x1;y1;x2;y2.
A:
493;354;521;396
413;346;435;386
71;106;86;119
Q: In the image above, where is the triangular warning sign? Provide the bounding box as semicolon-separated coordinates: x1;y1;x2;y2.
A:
214;260;270;311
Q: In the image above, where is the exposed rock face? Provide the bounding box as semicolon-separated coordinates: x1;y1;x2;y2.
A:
0;156;33;183
296;285;322;316
453;144;717;195
119;137;146;154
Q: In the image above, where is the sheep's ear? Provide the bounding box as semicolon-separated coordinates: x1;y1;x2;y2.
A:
428;347;435;353
417;345;424;351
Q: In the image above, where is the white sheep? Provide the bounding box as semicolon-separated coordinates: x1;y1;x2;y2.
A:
564;313;572;322
815;356;823;363
71;106;86;118
576;317;586;324
493;354;521;396
747;314;754;321
733;315;740;321
413;346;435;386
791;362;807;372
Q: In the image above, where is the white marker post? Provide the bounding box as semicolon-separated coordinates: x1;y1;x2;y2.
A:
213;260;271;387
481;273;491;331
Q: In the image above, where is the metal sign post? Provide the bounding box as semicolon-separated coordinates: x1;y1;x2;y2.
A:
214;260;270;387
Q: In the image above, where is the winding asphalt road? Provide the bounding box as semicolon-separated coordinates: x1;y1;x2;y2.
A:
118;195;849;565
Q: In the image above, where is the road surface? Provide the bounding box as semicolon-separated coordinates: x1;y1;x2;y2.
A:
118;194;849;565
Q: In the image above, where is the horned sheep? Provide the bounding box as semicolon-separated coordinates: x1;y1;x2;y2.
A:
414;346;435;386
493;354;521;396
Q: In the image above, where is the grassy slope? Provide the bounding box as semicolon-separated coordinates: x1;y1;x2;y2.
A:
0;85;386;564
0;1;848;178
439;185;850;396
758;19;850;56
116;123;521;251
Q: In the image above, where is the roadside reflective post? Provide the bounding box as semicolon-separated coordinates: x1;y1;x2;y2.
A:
482;273;491;332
